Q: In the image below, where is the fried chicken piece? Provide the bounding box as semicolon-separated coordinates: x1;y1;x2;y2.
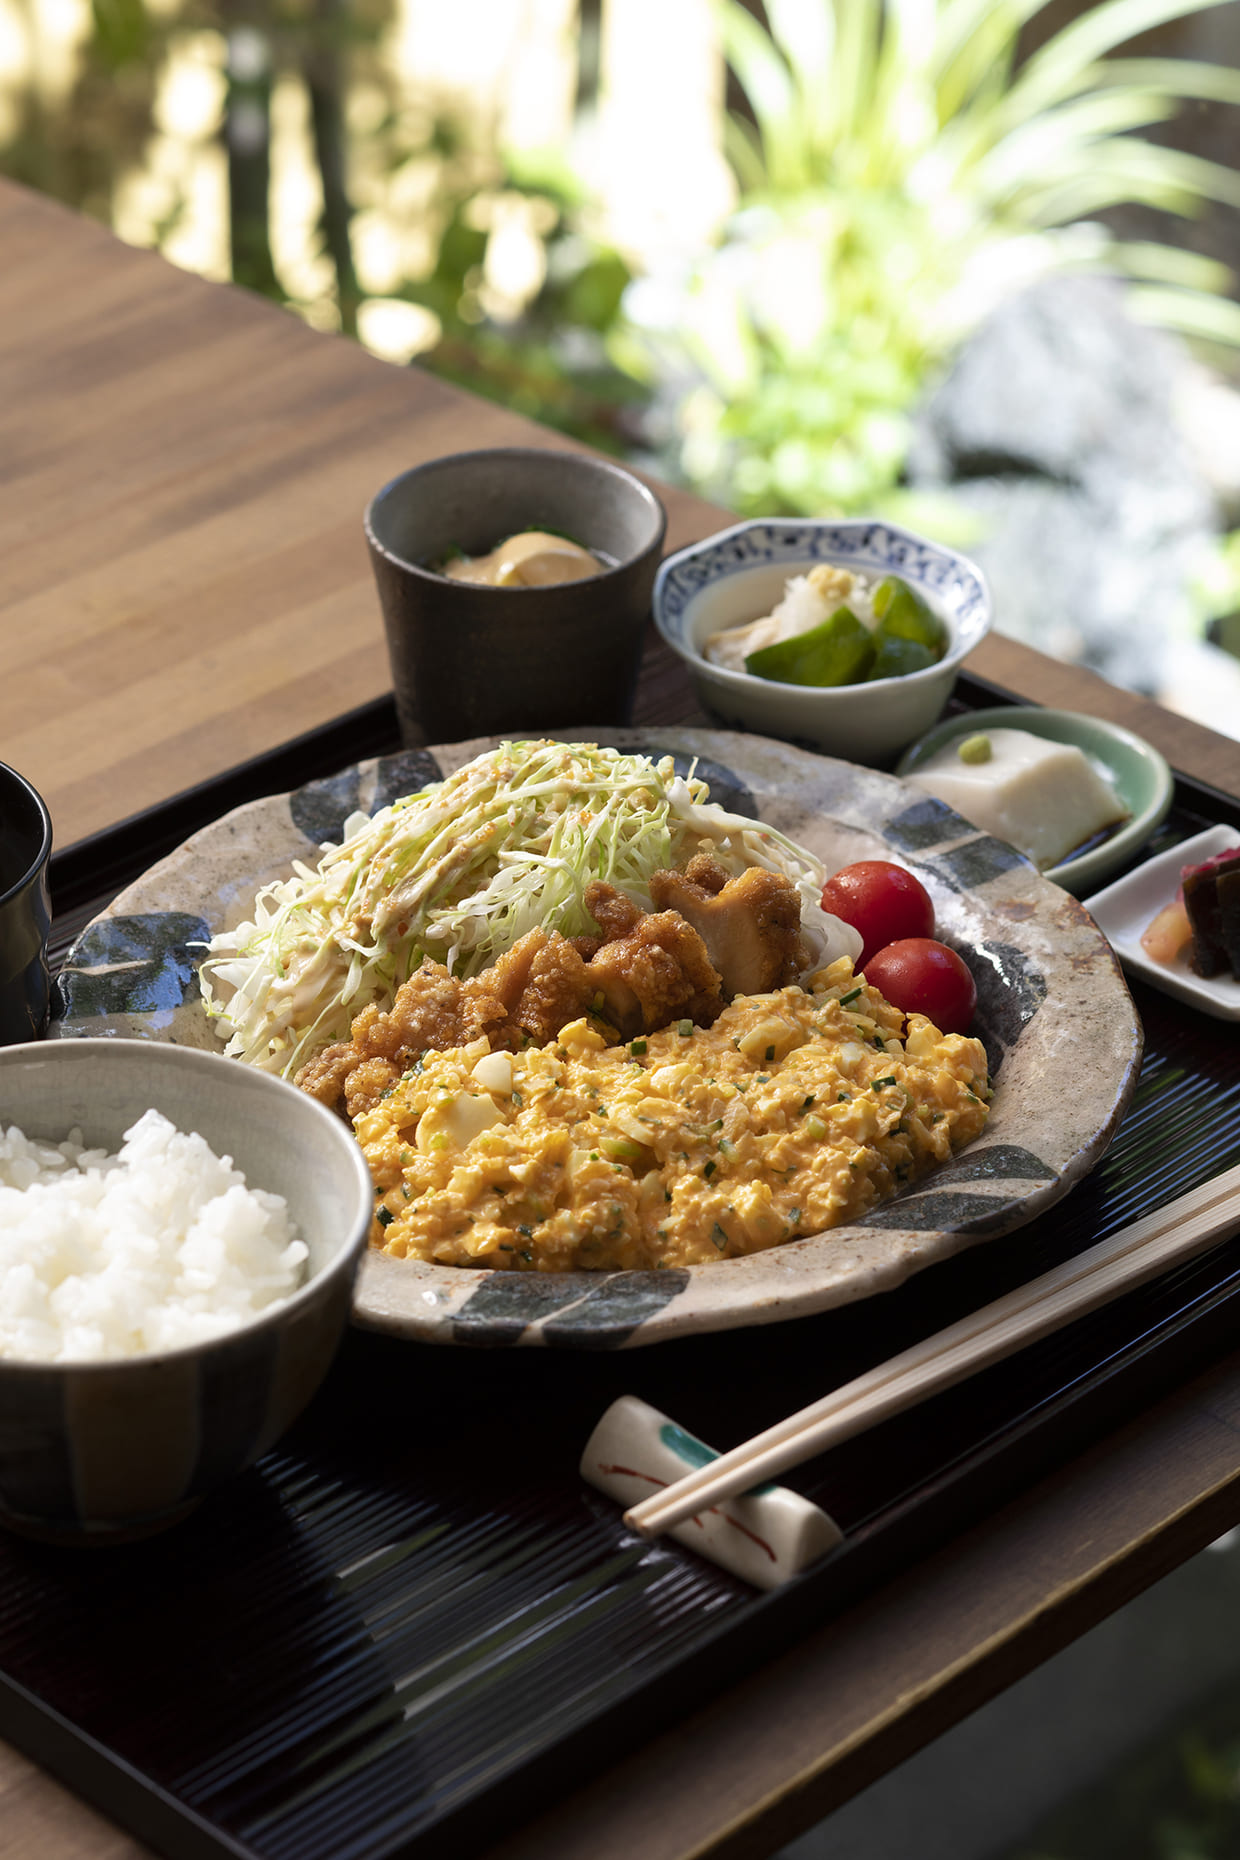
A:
344;1056;402;1120
680;852;730;896
647;863;807;996
585;909;723;1038
297;864;795;1116
583;879;643;941
296;1040;363;1111
466;926;594;1046
294;957;505;1114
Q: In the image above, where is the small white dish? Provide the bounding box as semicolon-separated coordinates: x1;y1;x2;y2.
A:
1083;824;1240;1021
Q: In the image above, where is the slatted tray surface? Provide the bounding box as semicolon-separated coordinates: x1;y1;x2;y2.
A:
4;698;1240;1860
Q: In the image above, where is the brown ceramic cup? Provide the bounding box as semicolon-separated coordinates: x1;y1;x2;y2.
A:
0;760;52;1044
364;447;667;746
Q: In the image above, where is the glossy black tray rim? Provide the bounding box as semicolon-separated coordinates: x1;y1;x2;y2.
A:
13;675;1240;1860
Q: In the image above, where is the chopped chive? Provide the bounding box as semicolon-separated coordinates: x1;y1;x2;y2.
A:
376;1206;394;1227
801;1095;815;1110
630;1038;648;1056
873;1075;898;1088
677;1019;693;1037
839;986;863;1005
704;1160;716;1179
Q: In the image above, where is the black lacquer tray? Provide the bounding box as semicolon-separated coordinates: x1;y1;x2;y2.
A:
5;677;1240;1860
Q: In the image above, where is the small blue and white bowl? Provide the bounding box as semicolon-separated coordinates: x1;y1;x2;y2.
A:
654;519;991;764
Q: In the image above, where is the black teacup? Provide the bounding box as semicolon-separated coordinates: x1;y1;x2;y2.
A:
364;447;667;746
0;762;52;1043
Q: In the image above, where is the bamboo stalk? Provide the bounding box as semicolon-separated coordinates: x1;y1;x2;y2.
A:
624;1161;1240;1540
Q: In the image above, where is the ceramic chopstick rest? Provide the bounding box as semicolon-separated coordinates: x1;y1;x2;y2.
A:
580;1394;842;1591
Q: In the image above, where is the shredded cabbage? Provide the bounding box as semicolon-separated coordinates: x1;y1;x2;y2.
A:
199;739;859;1076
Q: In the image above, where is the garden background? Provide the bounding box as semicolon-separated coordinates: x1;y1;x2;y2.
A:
3;0;1240;734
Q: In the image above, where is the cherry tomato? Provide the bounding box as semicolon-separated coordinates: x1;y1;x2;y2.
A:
862;938;978;1035
820;860;935;969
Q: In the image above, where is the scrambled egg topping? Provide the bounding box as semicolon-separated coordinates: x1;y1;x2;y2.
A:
357;958;990;1272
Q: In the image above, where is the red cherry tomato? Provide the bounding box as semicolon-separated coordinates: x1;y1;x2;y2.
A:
862;938;978;1035
820;860;935;969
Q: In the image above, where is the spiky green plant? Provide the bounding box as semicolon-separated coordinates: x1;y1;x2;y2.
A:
636;0;1240;517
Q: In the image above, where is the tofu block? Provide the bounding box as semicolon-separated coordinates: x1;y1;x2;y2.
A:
906;728;1128;870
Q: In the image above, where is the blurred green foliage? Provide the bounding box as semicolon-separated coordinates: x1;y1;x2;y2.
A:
397;155;645;455
632;0;1240;519
1009;1705;1240;1860
3;0;1239;505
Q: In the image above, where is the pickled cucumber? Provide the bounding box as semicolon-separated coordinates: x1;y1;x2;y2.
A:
867;634;938;681
871;578;948;653
745;606;875;687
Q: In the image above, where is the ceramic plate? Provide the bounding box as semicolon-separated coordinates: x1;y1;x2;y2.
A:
1083;824;1240;1021
51;729;1142;1350
896;707;1174;897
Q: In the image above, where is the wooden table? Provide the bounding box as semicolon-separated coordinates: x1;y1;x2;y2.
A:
3;175;1240;1860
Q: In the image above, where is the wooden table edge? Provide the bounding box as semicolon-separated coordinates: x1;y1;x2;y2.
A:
482;1353;1240;1860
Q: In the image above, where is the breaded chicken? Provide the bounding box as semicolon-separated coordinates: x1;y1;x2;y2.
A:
296;955;508;1115
585;905;723;1037
296;932;596;1114
648;862;807;996
473;927;594;1046
583;879;643;940
297;868;790;1114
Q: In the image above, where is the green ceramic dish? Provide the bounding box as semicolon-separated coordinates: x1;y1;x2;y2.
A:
896;707;1174;896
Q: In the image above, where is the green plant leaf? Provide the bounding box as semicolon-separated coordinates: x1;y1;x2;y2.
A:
1110;238;1234;293
1010;139;1240;220
976;90;1181;196
717;0;803;189
934;0;1025;122
1008;52;1240;124
1096;56;1240;107
828;0;880;147
764;0;835;156
1006;0;1233;120
90;0;149;70
722;114;771;194
1126;285;1240;346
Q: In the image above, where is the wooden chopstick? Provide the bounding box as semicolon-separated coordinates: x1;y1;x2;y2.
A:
624;1160;1240;1540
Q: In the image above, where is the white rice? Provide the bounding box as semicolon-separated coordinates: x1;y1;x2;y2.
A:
0;1110;308;1363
